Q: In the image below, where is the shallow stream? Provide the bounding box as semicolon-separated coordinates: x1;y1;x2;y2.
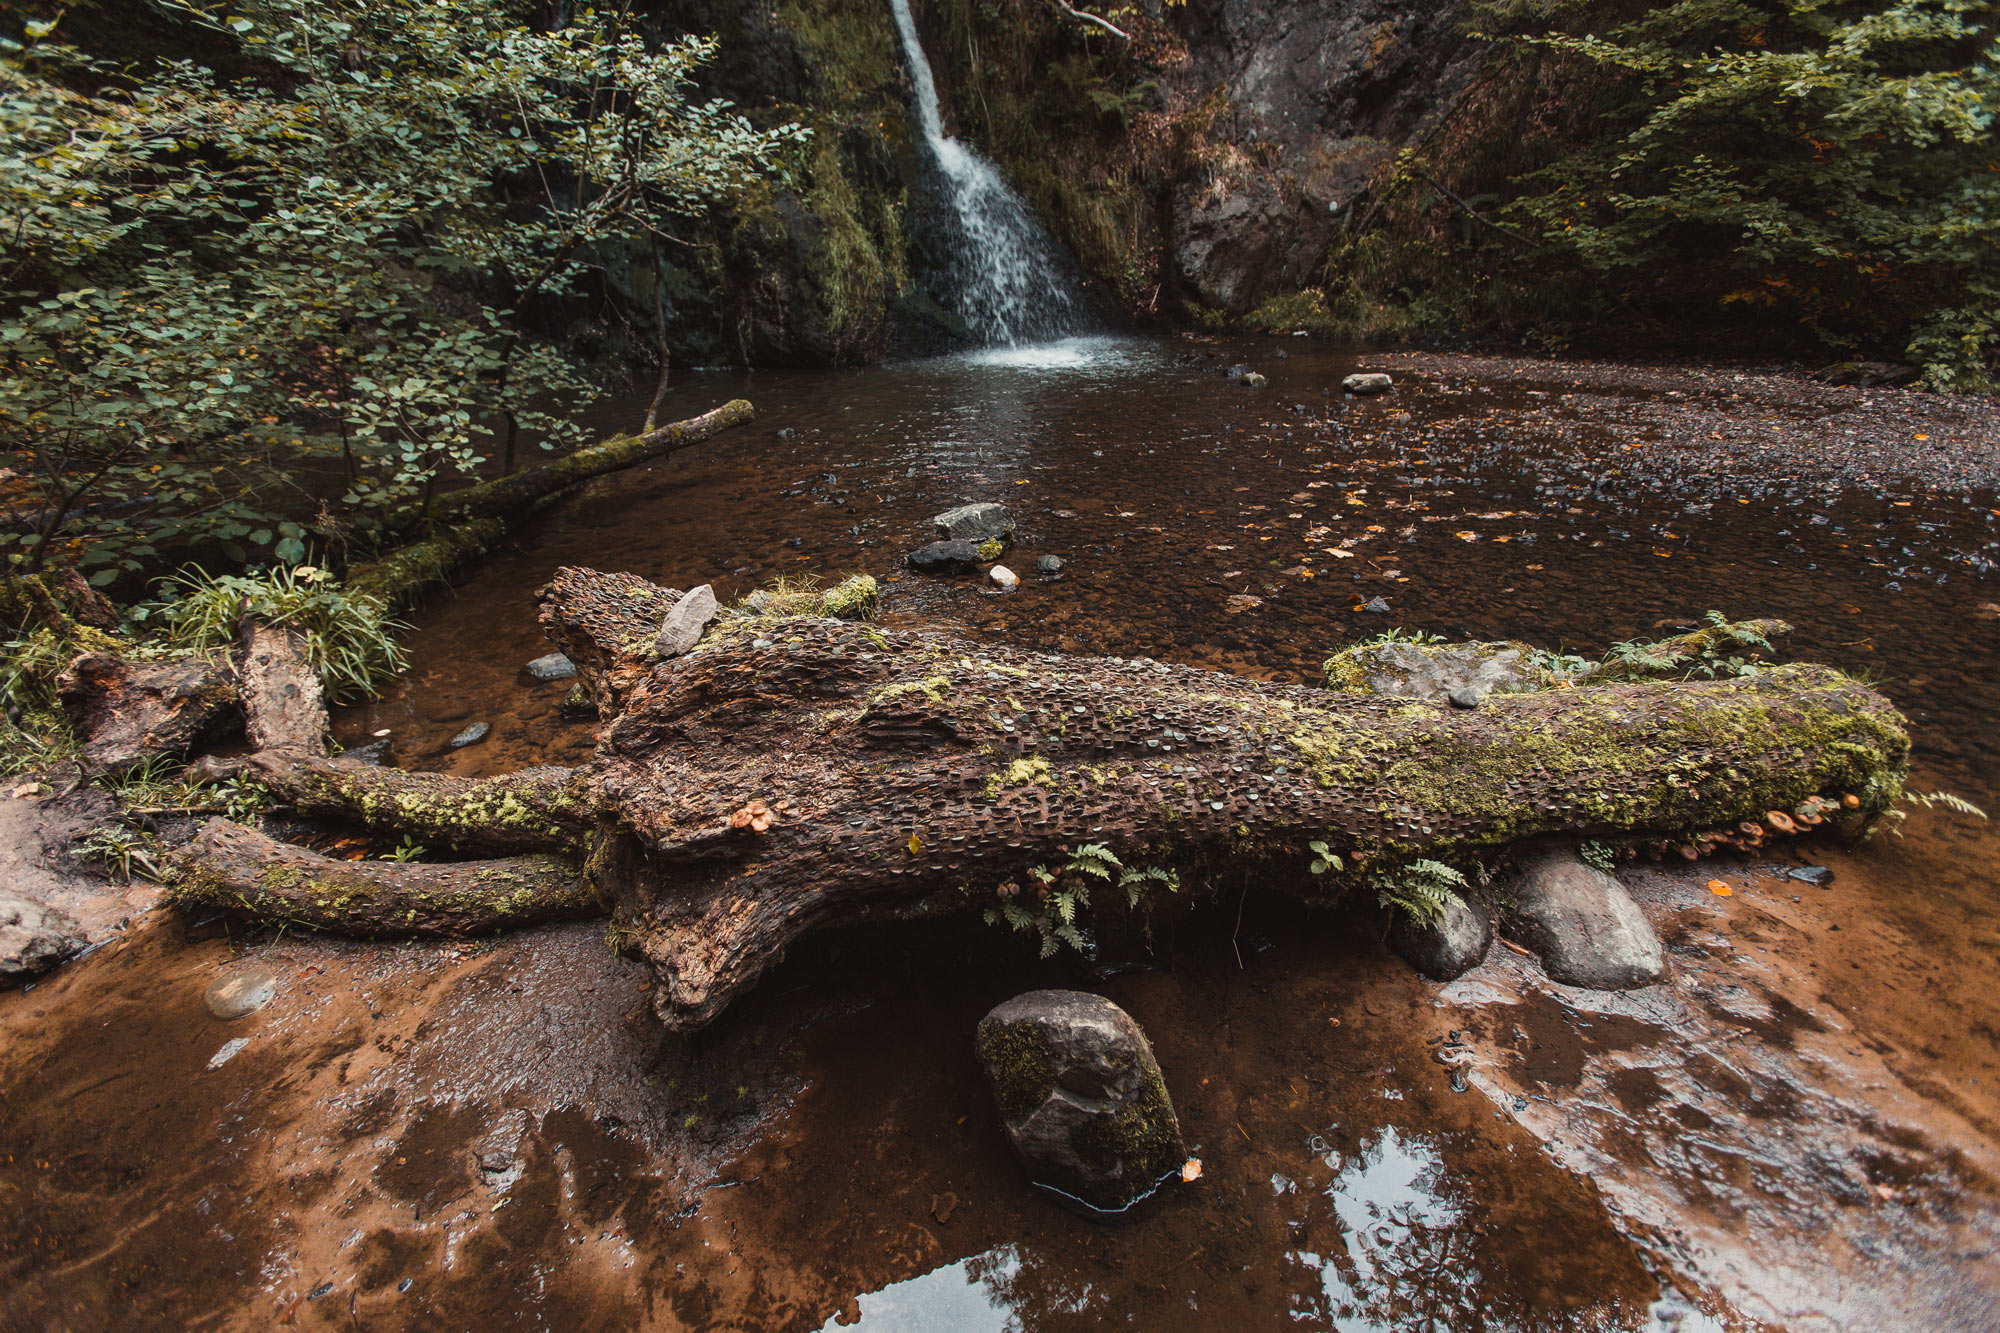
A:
6;336;1999;1331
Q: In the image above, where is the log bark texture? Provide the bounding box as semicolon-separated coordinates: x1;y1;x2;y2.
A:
238;623;329;754
57;651;238;775
346;399;754;607
539;568;1909;1031
169;818;594;935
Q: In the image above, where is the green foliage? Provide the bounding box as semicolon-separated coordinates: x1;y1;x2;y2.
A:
1376;858;1470;930
1579;840;1620;871
136;564;408;701
982;842;1180;956
1470;0;2000;386
0;1;804;579
75;820;166;884
1307;839;1345;876
1903;788;1988;819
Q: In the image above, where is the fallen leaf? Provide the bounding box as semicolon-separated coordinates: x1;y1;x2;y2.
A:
907;833;923;854
1181;1158;1203;1183
1454;531;1478;542
1708;880;1734;897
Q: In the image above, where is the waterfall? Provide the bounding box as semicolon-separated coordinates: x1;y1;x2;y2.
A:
888;0;1085;346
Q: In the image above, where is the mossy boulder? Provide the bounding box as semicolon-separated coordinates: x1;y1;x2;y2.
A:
975;989;1184;1215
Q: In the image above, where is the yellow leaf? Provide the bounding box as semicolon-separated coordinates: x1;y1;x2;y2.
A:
907;833;923;855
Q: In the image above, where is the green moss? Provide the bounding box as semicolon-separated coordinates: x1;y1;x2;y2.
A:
975;537;1004;562
819;573;878;620
1071;1060;1183;1192
871;674;952;706
977;1019;1057;1124
984;756;1052;797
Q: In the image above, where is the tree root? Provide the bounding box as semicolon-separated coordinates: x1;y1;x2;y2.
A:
168;817;598;935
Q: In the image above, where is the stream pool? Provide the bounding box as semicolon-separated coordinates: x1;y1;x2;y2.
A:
5;336;1998;1331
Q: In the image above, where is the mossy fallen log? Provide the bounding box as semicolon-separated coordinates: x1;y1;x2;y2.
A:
164;565;1909;1032
345;399;754;607
543;568;1908;1031
168;818;593;935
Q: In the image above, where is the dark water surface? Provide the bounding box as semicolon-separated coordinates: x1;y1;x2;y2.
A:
7;337;1999;1331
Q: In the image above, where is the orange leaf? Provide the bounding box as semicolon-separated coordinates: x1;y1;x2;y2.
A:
1181;1158;1203;1183
1708;880;1733;897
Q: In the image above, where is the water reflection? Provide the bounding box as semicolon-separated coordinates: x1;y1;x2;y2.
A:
819;1246;1021;1332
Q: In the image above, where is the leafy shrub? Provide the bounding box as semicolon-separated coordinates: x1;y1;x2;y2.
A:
137;565;408;701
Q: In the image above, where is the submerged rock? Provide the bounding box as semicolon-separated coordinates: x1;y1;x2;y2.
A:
340;736;396;766
655;584;718;658
1343;372;1394;395
205;964;279;1020
447;721;490;749
1503;850;1665;990
558;682;599;722
0;890;86;986
1389;893;1494;981
977;990;1185;1215
524;653;576;682
1036;554;1064;577
933;502;1014;543
908;539;981;574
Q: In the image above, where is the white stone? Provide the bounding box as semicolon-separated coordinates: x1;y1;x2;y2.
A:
989;564;1019;590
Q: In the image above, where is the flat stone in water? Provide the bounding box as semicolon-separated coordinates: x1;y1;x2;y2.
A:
1343;372;1394;395
206;1037;249;1070
909;539;981;574
524;653;576;682
448;721;490;749
933;502;1013;543
1788;865;1834;887
205;965;278;1020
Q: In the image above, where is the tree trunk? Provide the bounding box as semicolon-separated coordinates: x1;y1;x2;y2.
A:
168;817;594;935
238;622;329;754
57;651;239;776
539;568;1909;1031
345;399;754;608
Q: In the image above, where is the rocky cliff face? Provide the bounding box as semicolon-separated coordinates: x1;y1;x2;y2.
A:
631;0;1480;366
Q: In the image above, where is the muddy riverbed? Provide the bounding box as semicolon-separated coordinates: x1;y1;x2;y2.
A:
4;337;1998;1331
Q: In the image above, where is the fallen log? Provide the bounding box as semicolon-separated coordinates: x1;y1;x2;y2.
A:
231;751;592;855
541;568;1909;1030
167;818;593;935
345;399;754;607
162;565;1910;1033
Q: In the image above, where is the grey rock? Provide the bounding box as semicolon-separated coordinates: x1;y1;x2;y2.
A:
205;964;279;1020
1326;640;1538;702
1036;554;1064;577
977;990;1185;1214
1359;596;1393;614
524;653;576;682
447;721;490;749
1225;363;1251;379
908;539;981;574
655;584;718;658
1788;865;1834;887
1343;372;1394;395
0;890;86;986
558;682;598;722
340;736;395;766
933;502;1014;544
1503;850;1665;990
1389;893;1493;981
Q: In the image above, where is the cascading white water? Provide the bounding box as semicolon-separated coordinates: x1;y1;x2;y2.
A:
888;0;1084;346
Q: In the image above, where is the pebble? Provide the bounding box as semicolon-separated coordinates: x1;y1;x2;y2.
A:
1343;372;1394;395
1036;554;1064;577
1788;865;1835;887
524;653;576;682
1359;596;1393;614
207;1037;250;1070
1447;687;1482;709
205;965;279;1020
1242;372;1267;388
989;564;1019;590
448;722;490;749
